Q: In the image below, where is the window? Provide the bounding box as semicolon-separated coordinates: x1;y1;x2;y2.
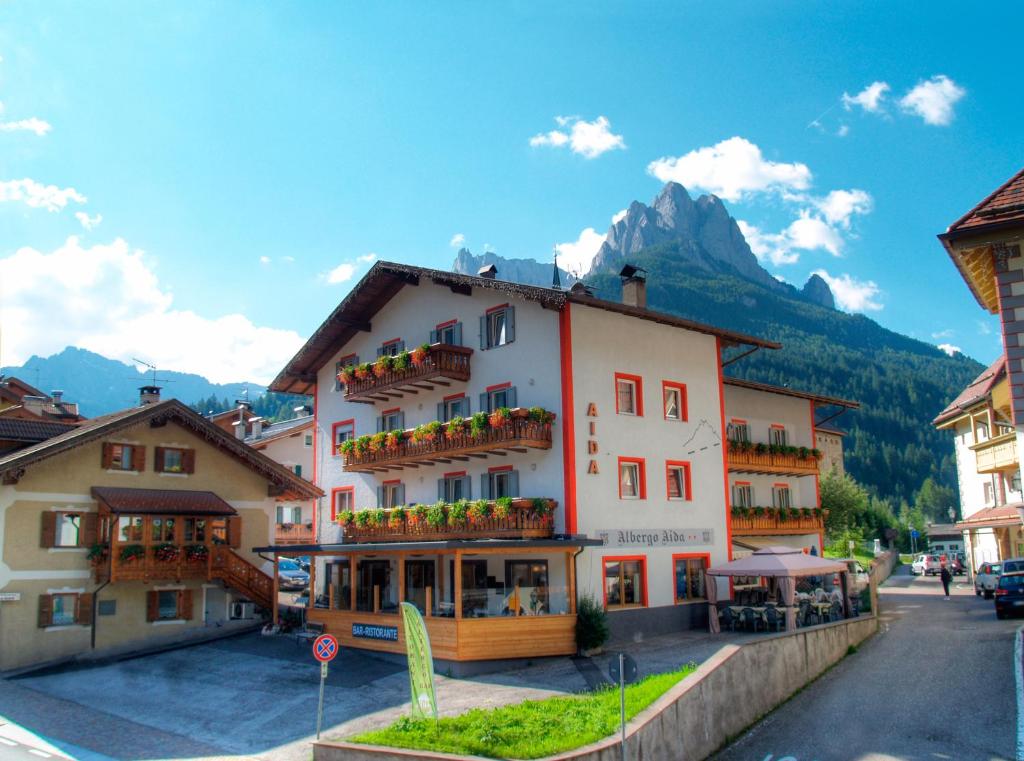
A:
1013;473;1022;494
294;464;303;477
158;591;179;619
118;515;144;542
335;353;358;391
51;593;78;626
983;482;994;504
378;339;404;357
976;422;990;442
732;483;753;508
439;394;470;421
377;409;404;432
673;555;709;602
666;461;691;501
332;487;354;521
183;518;206;542
662;381;687;421
604;557;646;609
304;433;313;448
431;320;463;346
728;420;750;443
770;426;788;446
772;485;792;509
378;481;405;509
55;512;82;547
439;472;471;502
614;373;643;416
276;505;302;524
505;560;549;614
333;420;355;455
152;517;175;543
155;447;194;474
482;467;519;499
103;442;141;471
38;592;91;628
481;305;515;349
480;383;517;412
618;457;646;500
146;589;192;622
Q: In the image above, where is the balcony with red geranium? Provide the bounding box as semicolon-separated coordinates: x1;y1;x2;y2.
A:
338;343;472;404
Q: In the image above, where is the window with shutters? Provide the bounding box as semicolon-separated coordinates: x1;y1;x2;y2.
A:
615;373;643;416
769;425;788;446
673;555;709;603
728;419;750;443
440;472;471;502
481;383;516;412
105;442;141;471
335;354;358;391
662;381;687;421
38;592;92;628
54;512;82;547
378;339;404;357
431;320;462;346
380;481;404;509
146;589;192;622
379;409;403;432
618;457;646;500
440;394;469;421
732;483;753;508
332;487;354;521
156;447;193;474
483;466;518;500
333;419;355;454
481;305;515;349
51;593;77;626
772;485;792;509
666;461;691;501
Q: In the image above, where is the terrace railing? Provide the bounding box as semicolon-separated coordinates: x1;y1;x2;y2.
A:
341;499;556;542
342;344;472;403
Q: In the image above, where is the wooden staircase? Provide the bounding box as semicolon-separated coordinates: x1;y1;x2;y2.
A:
210;546;274;611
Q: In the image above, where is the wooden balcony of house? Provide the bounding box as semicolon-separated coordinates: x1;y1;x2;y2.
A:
731;507;826;536
971;432;1018;474
340;344;473;404
341;408;554;472
340;499;557;543
727;443;821;477
275;522;315;545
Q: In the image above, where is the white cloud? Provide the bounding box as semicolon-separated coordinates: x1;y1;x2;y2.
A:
836;124;850;137
647;137;812;202
811;269;883;312
899;75;966;126
937;343;962;357
931;329;954;340
259;256;271;265
813;189;873;229
738;212;846;266
554;227;605;278
357;253;377;264
324;253;376;284
842;81;891;113
449;233;465;248
737;220;799;267
0;236;304;384
0;117;52;136
282;255;295;263
611;208;627;224
530;115;625;159
74;211;102;230
0;178;86;212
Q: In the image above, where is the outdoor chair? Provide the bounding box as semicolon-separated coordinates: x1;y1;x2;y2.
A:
740;607;762;633
719;606;737;632
763;605;784;632
830;601;843;622
798;599;816;627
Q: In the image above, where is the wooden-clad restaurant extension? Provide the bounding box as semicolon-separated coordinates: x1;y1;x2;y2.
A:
257;533;601;663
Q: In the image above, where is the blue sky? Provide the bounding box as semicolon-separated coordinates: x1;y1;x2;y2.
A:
1;2;1021;383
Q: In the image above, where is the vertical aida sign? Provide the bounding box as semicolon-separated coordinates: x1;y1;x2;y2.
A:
399;602;438;720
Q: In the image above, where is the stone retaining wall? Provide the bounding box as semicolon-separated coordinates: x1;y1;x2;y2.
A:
314;614;878;761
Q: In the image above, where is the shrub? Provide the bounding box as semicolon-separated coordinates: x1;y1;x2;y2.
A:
120;544;145;562
427;502;447;528
412;503;428;524
448;499;469;525
369;508;386;527
374;355;395;377
339;439;355;456
493;496;513;519
385;430;403;450
389;506;406;526
575;594;609;652
531;497;552;519
337;510;354;525
469;412;489;437
410;344;429;366
354;510;371;528
185;544;209;562
468;499;490;522
489;407;511;428
528;407;555;425
446;416;465;440
393;351;411;371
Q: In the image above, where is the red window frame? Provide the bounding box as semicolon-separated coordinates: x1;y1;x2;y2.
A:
602;555;648;609
488;464;514;474
485;303;510;314
772;482;792;508
614;372;644;416
671;552;711;604
617;456;647;500
330;486;354;521
732;480;753;507
665;460;692;501
331;419;355;456
661;380;688;421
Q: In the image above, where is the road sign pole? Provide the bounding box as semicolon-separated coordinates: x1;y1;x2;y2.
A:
619;652;626;761
316;661;328;739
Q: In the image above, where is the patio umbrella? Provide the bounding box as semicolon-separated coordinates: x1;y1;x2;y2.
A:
707;546;848;632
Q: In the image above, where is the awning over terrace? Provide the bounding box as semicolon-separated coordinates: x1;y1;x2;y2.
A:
707;546;848;633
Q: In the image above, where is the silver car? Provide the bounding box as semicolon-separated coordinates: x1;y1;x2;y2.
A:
277;557;310;591
975;562;1002;599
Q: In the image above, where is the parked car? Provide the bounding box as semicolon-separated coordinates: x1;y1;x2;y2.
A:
1002;557;1024;575
994;572;1024;619
915;554;944;576
910;554;928;575
291;555;311;572
948;554;965;576
277;558;310;591
975;562;1002;598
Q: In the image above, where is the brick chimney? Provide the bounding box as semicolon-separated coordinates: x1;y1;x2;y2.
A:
139;386;161;405
619;264;647;308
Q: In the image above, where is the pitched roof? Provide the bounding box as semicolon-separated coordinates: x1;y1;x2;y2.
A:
956;504;1022;529
943;167;1024;238
91;486;237;516
245;415;314;446
723;377;859;409
0;417;79;444
269;260;781;394
0;398;322;499
933;356;1005;426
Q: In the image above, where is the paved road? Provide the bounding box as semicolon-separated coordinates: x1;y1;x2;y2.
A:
714;565;1020;761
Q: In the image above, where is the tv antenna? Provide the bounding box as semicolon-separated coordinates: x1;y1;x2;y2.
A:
129;357;175;387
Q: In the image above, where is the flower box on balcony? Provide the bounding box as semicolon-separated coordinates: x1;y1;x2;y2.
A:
726;440;821;476
729;505;826;535
339;343;473;403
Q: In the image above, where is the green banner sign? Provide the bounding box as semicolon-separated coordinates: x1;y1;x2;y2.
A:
400;602;438;720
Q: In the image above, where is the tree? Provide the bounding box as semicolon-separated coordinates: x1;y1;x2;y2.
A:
820;471;869;534
913;477;958;523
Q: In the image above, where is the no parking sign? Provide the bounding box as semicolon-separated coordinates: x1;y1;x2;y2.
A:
312;633;338;738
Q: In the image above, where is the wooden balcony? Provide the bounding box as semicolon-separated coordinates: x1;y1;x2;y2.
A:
342;499;557;543
342;410;553;472
341;344;472;404
275;523;314;545
731;508;825;536
727;445;821;477
971;432;1018;473
99;545;211;583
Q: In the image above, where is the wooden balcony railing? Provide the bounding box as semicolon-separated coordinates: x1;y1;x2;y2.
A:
275;523;314;545
971;432;1018;474
341;499;557;543
341;344;472;403
342;410;553;472
727;444;821;476
731;508;825;536
100;545;211;584
210;545;273;610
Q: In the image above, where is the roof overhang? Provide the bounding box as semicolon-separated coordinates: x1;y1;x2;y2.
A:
955;504;1023;530
92;486;238;516
253;536;604;554
723;377;859;409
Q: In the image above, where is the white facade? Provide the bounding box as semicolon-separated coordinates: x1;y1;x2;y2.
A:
248;420;316;528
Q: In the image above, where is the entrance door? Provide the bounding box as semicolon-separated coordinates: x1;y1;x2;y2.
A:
405;560;436;614
357;560;391;612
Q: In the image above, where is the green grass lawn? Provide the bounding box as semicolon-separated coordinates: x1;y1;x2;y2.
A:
348;663;697;759
823;547;875;568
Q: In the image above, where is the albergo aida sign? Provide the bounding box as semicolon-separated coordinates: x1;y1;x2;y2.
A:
596;528;714;548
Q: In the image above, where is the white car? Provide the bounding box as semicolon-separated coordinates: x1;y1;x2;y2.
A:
910;554;929;576
974;562;1002;599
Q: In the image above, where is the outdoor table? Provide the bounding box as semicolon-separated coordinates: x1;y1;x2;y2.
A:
810;601;832;621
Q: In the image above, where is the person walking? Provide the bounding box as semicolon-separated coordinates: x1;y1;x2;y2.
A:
940;563;952;600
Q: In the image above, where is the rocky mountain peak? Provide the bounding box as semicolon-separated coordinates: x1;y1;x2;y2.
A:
801;273;835;310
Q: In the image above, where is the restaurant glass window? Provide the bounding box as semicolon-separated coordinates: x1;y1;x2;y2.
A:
118;515;144;542
404;560;436;614
674;556;708;602
55;512;82;547
732;483;753;508
505;560;549;615
183;518;206;543
604;558;645;609
769;426;788;446
51;593;77;626
329;560;352;611
152;518;175;542
729;420;750;444
356;559;396;612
